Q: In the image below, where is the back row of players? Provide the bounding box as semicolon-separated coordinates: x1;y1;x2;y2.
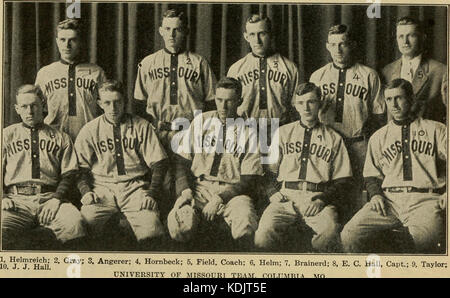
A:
2;11;447;252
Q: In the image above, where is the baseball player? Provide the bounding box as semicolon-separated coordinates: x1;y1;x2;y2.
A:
309;24;386;214
255;83;352;252
382;16;447;124
134;9;217;148
2;85;85;249
35;19;106;141
341;79;446;253
227;14;299;126
167;77;263;250
75;80;168;250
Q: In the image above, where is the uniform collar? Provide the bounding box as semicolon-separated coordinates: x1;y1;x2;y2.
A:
392;117;414;126
251;50;275;59
164;47;185;55
332;62;354;70
299;118;319;130
22;122;44;130
60;58;80;65
103;113;129;126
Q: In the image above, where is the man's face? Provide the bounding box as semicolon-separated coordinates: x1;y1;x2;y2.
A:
159;17;187;50
384;87;411;121
396;24;422;58
98;91;125;124
292;91;321;123
15;93;44;127
244;20;271;56
56;29;81;62
326;33;352;65
215;88;240;122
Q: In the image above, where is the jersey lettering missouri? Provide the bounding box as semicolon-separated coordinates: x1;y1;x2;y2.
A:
2;123;78;187
364;118;446;189
35;61;106;141
176;111;263;184
75;114;167;183
310;63;385;138
269;121;352;183
134;49;216;123
227;53;299;123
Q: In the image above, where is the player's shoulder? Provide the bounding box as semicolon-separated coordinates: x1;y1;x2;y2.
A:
3;123;23;136
228;53;253;71
77;62;104;72
320;123;345;142
368;123;391;144
310;63;333;79
277;120;300;137
138;49;164;68
37;61;61;74
354;62;378;76
416;117;446;131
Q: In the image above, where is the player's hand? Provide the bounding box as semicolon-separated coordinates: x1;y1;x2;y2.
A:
304;199;325;217
269;192;287;203
438;194;447;210
202;196;222;222
141;196;157;211
1;198;16;211
174;189;194;209
81;192;99;205
369;195;387;216
38;198;61;225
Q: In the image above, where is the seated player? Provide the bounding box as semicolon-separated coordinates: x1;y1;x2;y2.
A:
167;77;262;250
75;80;168;250
255;82;352;252
2;85;85;249
341;78;446;253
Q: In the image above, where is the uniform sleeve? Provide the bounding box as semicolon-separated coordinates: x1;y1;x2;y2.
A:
134;61;148;102
309;69;319;85
442;69;448;107
330;136;353;180
175;116;198;161
369;70;385;115
74;128;96;170
363;136;384;180
140;121;167;168
2;130;7;188
240;128;263;176
201;59;217;104
436;123;447;161
60;133;79;177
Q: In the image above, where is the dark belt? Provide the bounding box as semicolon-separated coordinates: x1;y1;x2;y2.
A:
383;186;446;195
6;184;56;195
158;121;173;132
343;135;365;146
284;181;324;192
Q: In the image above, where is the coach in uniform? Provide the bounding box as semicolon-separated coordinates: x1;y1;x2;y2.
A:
75;80;168;250
341;79;446;253
167;77;263;250
382;16;447;124
35;19;106;141
255;83;352;252
2;85;85;249
309;24;386;214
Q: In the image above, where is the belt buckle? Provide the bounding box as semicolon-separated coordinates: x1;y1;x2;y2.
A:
406;187;412;192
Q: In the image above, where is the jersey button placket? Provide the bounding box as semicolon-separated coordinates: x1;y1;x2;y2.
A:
113;125;126;176
401;124;412;181
259;57;268;110
31;128;40;179
298;128;313;180
335;68;347;123
68;63;77;116
170;54;178;105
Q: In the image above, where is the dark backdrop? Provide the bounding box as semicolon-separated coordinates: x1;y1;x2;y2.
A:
3;2;447;126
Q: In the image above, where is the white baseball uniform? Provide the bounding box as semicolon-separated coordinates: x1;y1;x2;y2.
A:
75;113;167;241
227;52;299;125
341;117;446;253
255;120;352;252
35;60;106;141
2;122;85;246
168;111;263;243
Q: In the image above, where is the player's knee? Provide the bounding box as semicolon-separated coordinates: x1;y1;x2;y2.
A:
134;210;164;241
340;225;360;253
56;205;86;242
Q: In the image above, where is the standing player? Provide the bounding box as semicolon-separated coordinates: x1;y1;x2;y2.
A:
134;9;217;148
227;14;299;126
2;85;85;249
341;79;446;253
167;78;263;250
35;19;106;141
382;17;447;124
75;80;168;250
309;24;385;214
255;83;352;252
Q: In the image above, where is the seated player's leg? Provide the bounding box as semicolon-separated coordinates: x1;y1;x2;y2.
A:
222;195;258;249
1;196;37;249
401;194;445;253
341;201;402;253
44;202;86;244
254;201;298;250
303;205;340;252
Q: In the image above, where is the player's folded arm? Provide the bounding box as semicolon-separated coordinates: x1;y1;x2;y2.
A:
314;177;353;206
217;175;259;204
364;176;385;200
76;167;93;197
53;169;78;203
147;158;169;200
174;154;194;198
264;171;281;199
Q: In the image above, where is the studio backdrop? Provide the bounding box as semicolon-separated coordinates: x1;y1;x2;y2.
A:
3;2;447;126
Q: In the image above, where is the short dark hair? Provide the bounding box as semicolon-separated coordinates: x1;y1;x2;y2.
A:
15;84;45;104
245;14;272;33
216;77;242;99
328;24;355;42
57;19;82;35
162;9;188;29
384;78;421;119
396;16;424;35
295;82;322;99
98;80;127;103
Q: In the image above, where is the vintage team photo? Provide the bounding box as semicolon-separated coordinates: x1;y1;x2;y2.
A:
1;1;448;254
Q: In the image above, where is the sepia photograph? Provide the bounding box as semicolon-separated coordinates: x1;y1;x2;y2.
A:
0;0;448;279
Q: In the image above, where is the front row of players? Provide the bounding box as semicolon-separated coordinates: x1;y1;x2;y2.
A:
2;77;446;252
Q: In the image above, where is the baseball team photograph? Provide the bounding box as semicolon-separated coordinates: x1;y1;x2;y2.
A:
1;1;448;255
